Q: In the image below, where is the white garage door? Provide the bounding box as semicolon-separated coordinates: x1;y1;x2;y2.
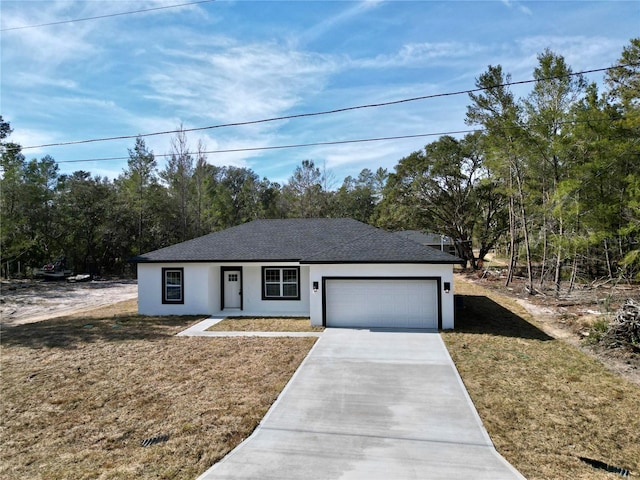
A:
325;279;438;329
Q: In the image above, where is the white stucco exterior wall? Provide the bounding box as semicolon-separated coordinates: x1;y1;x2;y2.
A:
138;262;454;328
137;262;310;316
307;263;455;329
137;263;213;315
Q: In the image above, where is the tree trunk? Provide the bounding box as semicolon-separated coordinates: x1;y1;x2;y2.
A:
539;214;548;288
514;164;534;293
505;176;517;287
554;217;563;295
138;185;143;256
604;238;613;279
568;249;578;294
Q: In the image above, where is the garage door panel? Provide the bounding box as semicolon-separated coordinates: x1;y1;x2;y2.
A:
325;279;438;329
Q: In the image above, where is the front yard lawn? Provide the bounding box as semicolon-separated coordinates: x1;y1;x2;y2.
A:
207;317;324;332
4;286;639;480
0;309;316;480
442;277;640;480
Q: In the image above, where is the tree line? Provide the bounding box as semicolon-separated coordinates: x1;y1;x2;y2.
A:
1;39;638;289
376;39;640;290
0;122;386;276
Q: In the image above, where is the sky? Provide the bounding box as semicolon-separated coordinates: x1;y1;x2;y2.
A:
1;0;639;185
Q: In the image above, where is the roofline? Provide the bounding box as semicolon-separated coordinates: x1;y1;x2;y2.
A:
130;258;303;264
300;260;463;265
131;258;462;265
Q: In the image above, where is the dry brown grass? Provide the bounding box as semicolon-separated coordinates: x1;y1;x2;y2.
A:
207;317;324;332
443;278;640;480
68;298;139;319
0;312;316;479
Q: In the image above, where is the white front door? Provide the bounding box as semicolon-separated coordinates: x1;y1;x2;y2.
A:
224;270;241;309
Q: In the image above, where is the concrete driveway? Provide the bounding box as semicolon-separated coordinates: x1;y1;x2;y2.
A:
197;328;525;479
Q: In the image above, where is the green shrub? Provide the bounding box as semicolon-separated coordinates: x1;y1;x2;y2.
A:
584;317;610;344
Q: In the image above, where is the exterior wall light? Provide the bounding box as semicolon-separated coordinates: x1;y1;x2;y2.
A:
443;282;451;294
313;281;319;293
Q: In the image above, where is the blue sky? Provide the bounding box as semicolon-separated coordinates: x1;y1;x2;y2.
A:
1;0;638;185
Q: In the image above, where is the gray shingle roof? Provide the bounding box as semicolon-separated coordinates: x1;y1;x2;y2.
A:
131;218;462;264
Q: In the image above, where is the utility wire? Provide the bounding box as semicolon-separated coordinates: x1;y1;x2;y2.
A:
55;130;481;164
53;116;635;165
21;63;637;151
0;0;216;32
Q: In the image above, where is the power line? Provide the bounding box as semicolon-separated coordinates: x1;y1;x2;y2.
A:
0;0;216;32
53;115;635;165
54;130;481;164
21;64;635;151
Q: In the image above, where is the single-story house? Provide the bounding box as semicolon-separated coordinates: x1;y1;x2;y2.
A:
392;230;458;257
131;218;462;329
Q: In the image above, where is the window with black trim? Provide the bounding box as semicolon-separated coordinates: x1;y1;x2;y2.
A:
162;268;184;304
262;267;300;300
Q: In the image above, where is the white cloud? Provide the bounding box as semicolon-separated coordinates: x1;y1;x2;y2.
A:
501;0;533;16
354;41;488;69
1;1;105;70
142;41;340;141
3;22;97;71
1;0;214;74
516;35;623;71
9;128;59;159
11;74;78;90
298;0;384;46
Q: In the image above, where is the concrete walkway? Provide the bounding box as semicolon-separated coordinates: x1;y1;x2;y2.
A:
196;328;525;479
176;317;323;338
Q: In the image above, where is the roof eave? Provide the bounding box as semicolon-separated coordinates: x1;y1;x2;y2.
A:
130;258;303;264
300;260;463;265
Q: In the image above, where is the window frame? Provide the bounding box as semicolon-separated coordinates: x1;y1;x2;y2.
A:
162;267;184;304
262;266;300;301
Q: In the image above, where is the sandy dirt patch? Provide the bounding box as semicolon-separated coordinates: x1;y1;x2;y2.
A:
0;280;138;327
457;272;640;385
514;298;577;342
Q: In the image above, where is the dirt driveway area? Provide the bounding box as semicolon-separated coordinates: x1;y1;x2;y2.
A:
0;280;138;327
